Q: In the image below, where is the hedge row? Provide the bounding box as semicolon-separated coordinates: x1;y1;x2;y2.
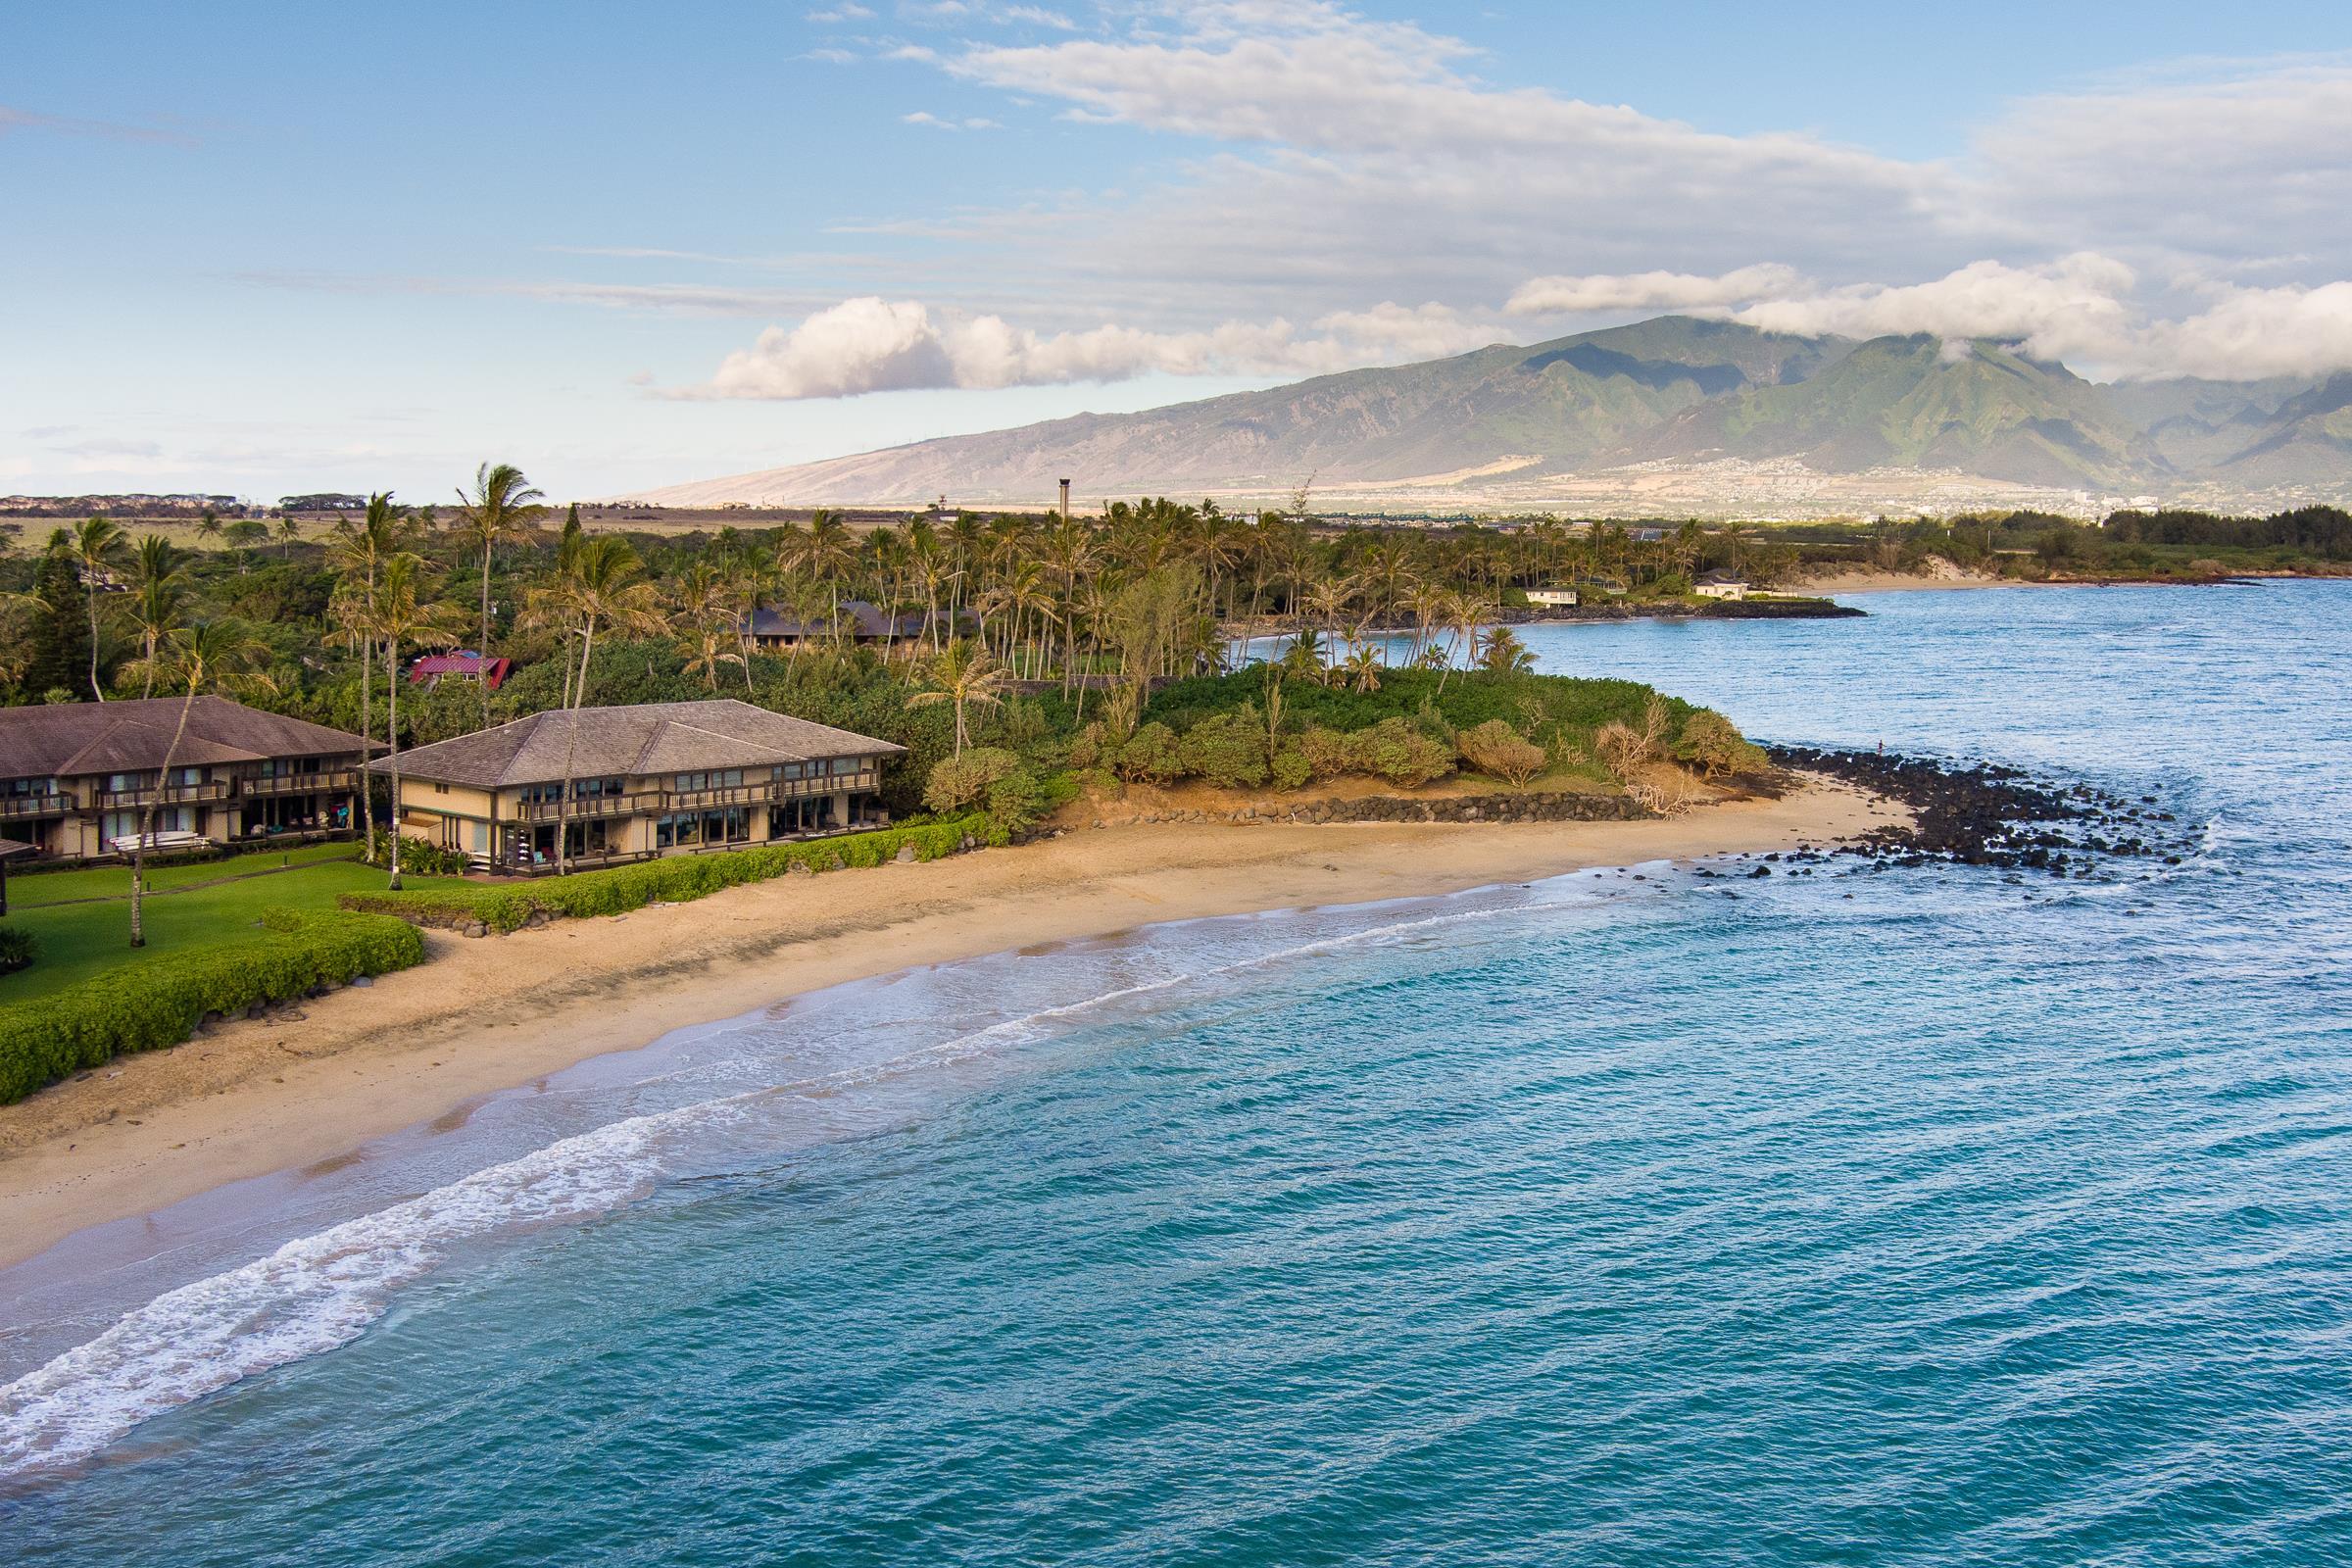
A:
0;907;427;1103
337;815;986;935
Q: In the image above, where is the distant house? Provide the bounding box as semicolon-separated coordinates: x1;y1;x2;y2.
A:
410;651;514;691
0;697;370;860
374;699;904;873
1524;587;1581;609
1694;572;1750;601
743;600;960;649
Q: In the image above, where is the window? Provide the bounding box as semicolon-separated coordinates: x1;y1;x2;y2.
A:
830;757;860;775
433;782;449;795
780;762;805;781
471;822;489;853
3;777;55;799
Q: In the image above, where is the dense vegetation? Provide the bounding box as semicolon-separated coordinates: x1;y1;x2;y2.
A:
1764;506;2352;582
2;476;2331;965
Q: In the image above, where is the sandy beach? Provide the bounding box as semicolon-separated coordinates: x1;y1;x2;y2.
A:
0;775;1902;1270
1792;564;2011;593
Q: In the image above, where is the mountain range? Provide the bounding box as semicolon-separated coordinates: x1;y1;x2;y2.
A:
627;317;2352;516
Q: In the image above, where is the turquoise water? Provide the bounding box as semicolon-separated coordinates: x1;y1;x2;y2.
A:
5;582;2350;1564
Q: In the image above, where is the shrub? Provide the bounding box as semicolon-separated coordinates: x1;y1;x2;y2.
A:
1298;726;1352;781
1113;721;1185;785
923;747;1022;813
0;908;425;1103
363;828;473;877
1458;718;1547;790
0;926;35;975
1270;741;1313;792
985;768;1050;837
1347;717;1455;788
1675;709;1767;778
1177;712;1269;790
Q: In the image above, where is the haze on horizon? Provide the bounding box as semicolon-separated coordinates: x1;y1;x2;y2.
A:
9;1;2352;502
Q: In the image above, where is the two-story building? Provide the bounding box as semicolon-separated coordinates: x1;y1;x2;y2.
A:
0;697;371;860
375;699;905;873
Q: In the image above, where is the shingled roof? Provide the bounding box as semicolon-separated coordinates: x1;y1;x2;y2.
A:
0;697;371;779
372;700;905;789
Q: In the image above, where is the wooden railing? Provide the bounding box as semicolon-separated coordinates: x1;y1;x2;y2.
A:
0;793;70;819
244;768;360;797
507;770;878;822
90;779;233;810
509;792;666;824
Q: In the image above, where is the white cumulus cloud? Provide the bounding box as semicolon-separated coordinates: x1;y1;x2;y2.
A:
681;294;1500;399
1507;265;1805;316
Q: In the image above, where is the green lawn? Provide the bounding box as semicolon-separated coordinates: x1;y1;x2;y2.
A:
7;840;365;907
1;854;466;1001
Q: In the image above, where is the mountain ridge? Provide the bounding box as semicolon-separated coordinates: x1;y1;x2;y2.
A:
626;316;2352;514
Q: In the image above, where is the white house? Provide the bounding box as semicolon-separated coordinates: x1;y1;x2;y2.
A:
1525;587;1580;609
1693;572;1750;601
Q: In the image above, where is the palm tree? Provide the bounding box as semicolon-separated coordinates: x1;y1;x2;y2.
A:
1340;643;1384;693
671;563;748;691
129;618;274;949
126;535;187;699
906;638;1008;758
70;514;127;701
367;554;462;889
451;462;546;725
1473;624;1535;674
196;509;224;547
549;536;661;872
796;509;858;639
328;493;407;850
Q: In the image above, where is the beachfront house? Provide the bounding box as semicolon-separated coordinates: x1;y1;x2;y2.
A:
1525;586;1581;609
375;699;905;873
1694;572;1750;601
743;600;931;651
0;697;370;861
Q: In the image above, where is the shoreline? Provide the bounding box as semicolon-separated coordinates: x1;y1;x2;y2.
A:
0;776;1903;1271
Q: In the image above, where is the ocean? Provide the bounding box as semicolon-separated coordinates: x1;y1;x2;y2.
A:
4;580;2349;1565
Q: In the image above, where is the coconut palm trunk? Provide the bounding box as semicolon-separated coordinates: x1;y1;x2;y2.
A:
126;686;198;949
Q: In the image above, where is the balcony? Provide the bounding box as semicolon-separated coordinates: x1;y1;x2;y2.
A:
504;771;878;823
90;779;233;810
509;792;665;824
0;793;70;820
245;768;359;798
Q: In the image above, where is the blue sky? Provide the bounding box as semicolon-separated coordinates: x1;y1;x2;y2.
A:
7;1;2352;501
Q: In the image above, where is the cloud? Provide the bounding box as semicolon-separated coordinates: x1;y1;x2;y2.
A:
1728;255;2142;367
805;4;874;21
1507;265;1805;316
902;111;1000;130
1500;253;2352;381
0;104;192;146
678;294;1498;399
2138;279;2352;380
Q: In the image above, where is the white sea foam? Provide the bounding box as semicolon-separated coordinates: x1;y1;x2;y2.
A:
0;894;1539;1478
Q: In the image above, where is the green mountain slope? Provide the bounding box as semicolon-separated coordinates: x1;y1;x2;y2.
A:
627;316;2352;509
1631;336;2166;487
